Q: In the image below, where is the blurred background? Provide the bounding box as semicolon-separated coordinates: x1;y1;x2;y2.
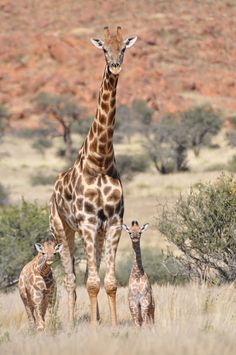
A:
0;0;236;289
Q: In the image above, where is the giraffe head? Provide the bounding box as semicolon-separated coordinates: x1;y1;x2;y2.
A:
91;26;137;75
122;221;149;243
35;240;63;265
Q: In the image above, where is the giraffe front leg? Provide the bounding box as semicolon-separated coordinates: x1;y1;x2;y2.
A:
20;294;36;330
81;226;101;325
33;295;45;331
104;225;121;326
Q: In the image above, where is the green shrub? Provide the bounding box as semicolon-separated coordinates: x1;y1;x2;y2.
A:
0;184;9;206
0;201;49;289
144;114;189;174
115;249;187;286
158;174;236;283
0;104;9;140
30;173;56;186
116;154;149;180
32;138;53;154
181;105;222;156
228;155;236;172
71;116;93;137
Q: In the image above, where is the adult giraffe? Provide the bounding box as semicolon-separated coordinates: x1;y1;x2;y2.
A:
49;26;137;326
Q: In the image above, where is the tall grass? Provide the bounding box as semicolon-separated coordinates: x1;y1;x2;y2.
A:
1;284;236;354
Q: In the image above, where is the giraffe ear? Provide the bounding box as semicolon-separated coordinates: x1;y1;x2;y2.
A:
90;38;104;49
140;223;149;234
35;243;44;253
124;36;137;49
54;243;63;253
122;224;131;234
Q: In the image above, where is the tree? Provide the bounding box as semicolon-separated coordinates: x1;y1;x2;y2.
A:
181;105;222;156
144;114;188;174
0;201;49;289
0;104;9;141
158;175;236;283
226;116;236;147
0;201;84;290
35;92;84;159
132;99;154;129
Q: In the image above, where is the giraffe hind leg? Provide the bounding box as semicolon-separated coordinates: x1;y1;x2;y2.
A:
50;198;76;327
129;301;142;327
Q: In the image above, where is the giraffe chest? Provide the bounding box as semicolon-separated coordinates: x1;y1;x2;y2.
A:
128;274;150;296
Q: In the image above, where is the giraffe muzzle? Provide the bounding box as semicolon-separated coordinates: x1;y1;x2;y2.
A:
109;64;122;75
46;260;54;265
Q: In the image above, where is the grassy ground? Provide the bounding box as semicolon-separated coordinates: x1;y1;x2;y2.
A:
0;133;236;353
1;284;236;355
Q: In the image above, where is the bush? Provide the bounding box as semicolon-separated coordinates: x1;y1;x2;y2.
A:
0;184;9;206
116;154;149;180
144;114;189;174
228;155;236;172
0;104;9;140
30;173;56;186
0;201;49;289
115;249;187;286
227;131;236;147
132;100;154;127
157;175;236;283
181;105;222;156
71;116;93;137
32;137;53;154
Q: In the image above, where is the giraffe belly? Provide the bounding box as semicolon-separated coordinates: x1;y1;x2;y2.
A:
56;173;124;231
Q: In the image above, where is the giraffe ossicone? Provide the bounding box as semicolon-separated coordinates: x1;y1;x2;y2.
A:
49;26;137;326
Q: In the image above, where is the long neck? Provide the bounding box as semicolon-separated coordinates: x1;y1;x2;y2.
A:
34;255;51;276
83;66;119;171
131;242;144;276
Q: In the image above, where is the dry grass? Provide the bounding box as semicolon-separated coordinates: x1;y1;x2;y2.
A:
1;284;236;355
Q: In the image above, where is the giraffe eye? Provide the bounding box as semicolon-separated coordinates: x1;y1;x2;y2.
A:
42;252;45;255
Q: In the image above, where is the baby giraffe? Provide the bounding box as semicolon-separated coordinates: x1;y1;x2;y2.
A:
122;221;155;326
18;240;63;331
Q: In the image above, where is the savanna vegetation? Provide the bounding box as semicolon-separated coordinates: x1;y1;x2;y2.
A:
1;92;236;355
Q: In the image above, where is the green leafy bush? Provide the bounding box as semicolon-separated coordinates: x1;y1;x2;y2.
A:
181;105;222;156
32;137;53;154
158;175;236;283
115;249;187;286
0;184;9;206
228;155;236;172
116;154;149;180
0;201;49;289
144;114;189;174
30;173;56;186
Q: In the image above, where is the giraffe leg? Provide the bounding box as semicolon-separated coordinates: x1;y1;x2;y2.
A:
95;226;105;322
141;298;155;326
81;225;100;325
20;293;35;329
60;231;76;327
129;301;142;327
104;225;121;326
32;294;45;331
50;200;76;327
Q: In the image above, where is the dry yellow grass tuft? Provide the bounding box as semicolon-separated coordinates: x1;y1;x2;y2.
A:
1;284;236;355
